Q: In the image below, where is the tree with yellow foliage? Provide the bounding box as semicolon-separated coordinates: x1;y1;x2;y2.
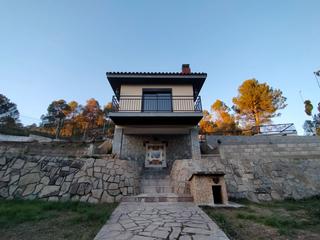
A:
211;100;239;134
199;110;215;134
199;100;240;135
232;79;287;127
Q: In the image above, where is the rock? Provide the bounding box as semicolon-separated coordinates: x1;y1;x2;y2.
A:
12;159;25;169
95;159;106;167
0;188;8;198
78;176;91;183
114;175;120;183
24;162;38;169
65;173;74;182
115;195;122;202
108;183;119;190
108;189;120;196
80;195;90;202
22;184;36;196
19;173;40;186
70;183;79;195
39;186;60;198
120;187;128;196
60;182;71;195
34;184;44;194
9;184;18;195
91;189;103;199
0;157;6;166
71;161;83;169
88;197;98;204
77;183;91;195
101;191;114;203
87;168;93;176
48;196;59;201
40;176;50;185
0;174;10;182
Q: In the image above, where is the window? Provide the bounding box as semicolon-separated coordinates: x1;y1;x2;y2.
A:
142;89;172;112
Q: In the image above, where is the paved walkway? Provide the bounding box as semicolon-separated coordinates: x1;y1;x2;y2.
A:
94;202;229;240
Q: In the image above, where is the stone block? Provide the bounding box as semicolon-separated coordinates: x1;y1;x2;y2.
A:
0;157;6;166
101;191;114;202
12;159;25;169
22;184;36;196
91;189;103;199
95;159;106;167
39;186;60;198
20;173;40;186
108;183;119;190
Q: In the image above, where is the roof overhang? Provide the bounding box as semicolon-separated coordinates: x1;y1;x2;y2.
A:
106;72;207;99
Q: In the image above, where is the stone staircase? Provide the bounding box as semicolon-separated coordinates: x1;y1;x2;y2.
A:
122;167;193;202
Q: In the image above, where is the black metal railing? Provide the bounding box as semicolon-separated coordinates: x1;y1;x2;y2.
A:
111;95;202;113
250;123;297;135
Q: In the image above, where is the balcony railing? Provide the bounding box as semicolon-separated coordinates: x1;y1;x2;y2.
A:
111;95;202;113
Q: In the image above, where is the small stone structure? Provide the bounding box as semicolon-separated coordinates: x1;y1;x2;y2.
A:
189;172;228;206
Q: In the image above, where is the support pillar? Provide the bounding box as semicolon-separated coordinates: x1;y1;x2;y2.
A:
190;127;201;161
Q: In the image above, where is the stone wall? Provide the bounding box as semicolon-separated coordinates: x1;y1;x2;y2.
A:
0;144;141;203
170;159;194;194
205;136;320;201
171;136;320;202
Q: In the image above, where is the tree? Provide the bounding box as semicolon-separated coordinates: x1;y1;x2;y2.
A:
199;110;215;134
41;99;71;138
232;79;287;127
82;98;105;139
211;100;239;134
0;94;20;126
303;100;320;135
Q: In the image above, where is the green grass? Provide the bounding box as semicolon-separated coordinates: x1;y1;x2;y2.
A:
202;196;320;240
0;199;118;240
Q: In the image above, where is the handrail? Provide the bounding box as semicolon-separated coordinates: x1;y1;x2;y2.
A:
111;95;202;113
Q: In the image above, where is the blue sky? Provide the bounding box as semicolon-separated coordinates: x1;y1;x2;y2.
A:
1;0;320;134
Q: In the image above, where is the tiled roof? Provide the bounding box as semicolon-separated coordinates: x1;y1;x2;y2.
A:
106;72;206;76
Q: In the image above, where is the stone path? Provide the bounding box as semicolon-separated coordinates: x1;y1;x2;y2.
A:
94;202;229;240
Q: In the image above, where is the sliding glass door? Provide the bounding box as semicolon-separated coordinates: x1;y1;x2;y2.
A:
142;90;172;112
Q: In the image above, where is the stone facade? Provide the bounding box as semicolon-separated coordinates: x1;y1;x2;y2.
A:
115;132;192;169
0;144;141;203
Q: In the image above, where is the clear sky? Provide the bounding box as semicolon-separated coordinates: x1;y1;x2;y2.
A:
1;0;320;134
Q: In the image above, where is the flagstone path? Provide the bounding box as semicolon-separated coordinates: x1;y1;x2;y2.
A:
94;202;229;240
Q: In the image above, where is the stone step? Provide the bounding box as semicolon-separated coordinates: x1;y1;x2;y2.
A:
141;174;170;179
122;193;193;203
141;186;174;194
140;179;171;186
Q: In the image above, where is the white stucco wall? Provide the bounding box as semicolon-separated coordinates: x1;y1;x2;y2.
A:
119;84;194;112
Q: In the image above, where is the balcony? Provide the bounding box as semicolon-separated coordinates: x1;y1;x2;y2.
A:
109;95;203;125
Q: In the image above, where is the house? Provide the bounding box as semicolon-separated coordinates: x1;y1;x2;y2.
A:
106;64;207;169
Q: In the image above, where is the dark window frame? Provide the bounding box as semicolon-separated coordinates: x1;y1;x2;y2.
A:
142;88;173;112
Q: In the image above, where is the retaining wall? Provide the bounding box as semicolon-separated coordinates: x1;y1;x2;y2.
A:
0;142;141;203
171;136;320;201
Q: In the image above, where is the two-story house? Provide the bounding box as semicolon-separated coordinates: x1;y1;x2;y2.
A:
107;64;207;169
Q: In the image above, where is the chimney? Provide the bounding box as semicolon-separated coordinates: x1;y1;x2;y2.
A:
182;64;191;74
